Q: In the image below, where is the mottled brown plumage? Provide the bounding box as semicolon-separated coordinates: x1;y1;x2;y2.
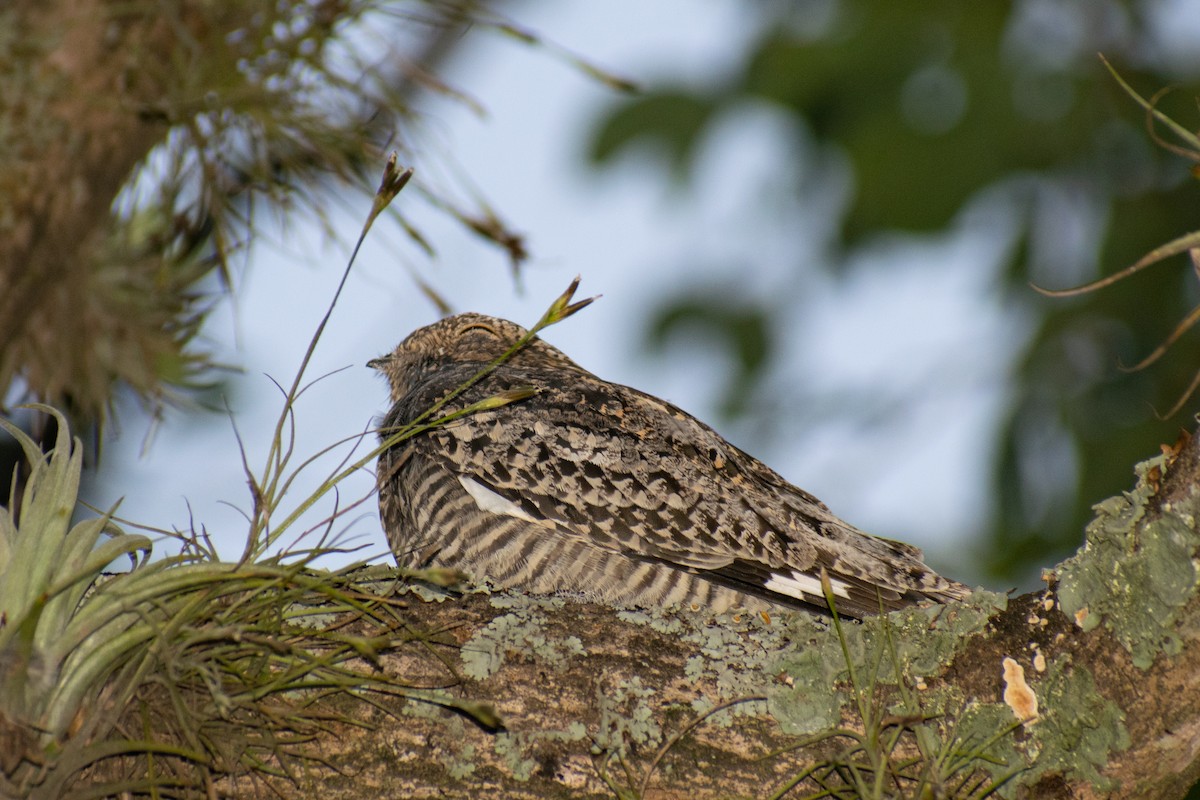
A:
371;313;969;619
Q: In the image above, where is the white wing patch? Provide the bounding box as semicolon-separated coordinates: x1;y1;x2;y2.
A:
764;570;851;602
458;474;548;526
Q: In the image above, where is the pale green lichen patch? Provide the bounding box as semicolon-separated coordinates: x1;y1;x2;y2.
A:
1057;456;1199;669
681;610;824;724
768;618;864;735
398;687;586;782
401;703;479;778
1025;662;1130;791
443;742;477;779
404;581;459;603
618;603;824;723
493;732;538;781
864;589;1007;680
594;677;664;756
461;593;586;680
767;653;847;736
611;593;1004;737
494;724;587;781
615;607;686;635
768;591;1005;735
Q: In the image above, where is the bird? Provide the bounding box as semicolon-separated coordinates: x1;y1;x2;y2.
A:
369;309;970;619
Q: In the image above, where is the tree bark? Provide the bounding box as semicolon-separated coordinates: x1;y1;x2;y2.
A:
256;428;1200;799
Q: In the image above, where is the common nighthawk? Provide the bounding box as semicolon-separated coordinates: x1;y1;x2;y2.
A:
370;311;969;619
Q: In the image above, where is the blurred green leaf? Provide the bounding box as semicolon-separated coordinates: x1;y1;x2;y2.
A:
589;90;719;178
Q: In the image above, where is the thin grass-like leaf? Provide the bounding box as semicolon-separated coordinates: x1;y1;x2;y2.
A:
1099;54;1200;156
1031;228;1200;298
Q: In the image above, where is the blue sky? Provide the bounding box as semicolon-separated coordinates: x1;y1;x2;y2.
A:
93;1;1029;583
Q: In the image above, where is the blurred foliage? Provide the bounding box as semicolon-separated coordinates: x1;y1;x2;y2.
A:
587;0;1200;583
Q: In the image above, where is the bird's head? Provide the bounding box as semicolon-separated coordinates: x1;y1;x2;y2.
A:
368;313;584;402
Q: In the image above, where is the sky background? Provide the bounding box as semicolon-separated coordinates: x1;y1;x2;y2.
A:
91;1;1047;584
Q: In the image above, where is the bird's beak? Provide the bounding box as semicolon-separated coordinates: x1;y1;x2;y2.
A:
367;356;388;370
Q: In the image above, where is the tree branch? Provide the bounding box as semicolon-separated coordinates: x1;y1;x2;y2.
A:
245;430;1200;798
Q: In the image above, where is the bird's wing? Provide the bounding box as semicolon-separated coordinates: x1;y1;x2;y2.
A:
396;363;965;616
